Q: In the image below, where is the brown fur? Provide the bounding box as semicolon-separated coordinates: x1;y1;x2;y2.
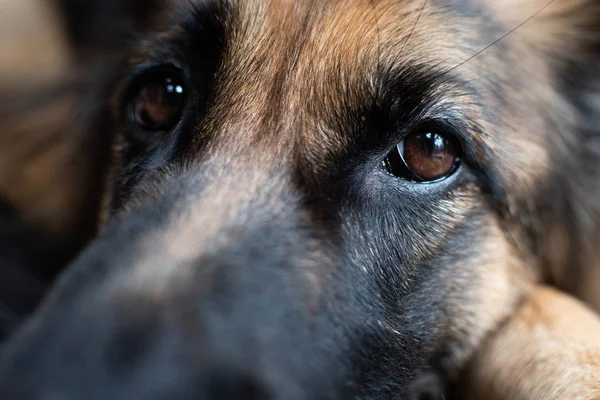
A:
110;0;600;379
100;0;599;318
0;0;599;396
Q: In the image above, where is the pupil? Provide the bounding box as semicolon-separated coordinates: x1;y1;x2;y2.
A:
139;108;153;126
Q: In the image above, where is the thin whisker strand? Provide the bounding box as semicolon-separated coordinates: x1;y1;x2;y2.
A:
440;0;556;77
398;0;428;58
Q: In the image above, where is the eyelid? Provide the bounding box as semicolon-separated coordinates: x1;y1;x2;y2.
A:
126;64;184;90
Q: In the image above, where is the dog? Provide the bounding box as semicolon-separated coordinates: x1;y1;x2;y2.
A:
0;0;599;398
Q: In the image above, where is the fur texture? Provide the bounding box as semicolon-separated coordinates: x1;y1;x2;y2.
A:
460;286;600;399
0;0;599;398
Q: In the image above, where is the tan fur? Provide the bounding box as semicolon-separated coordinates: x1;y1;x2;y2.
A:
486;0;600;313
442;219;538;376
1;0;600;395
460;286;600;400
107;1;600;393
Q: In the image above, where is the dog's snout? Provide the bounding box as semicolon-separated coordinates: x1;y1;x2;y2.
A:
2;371;273;400
0;264;327;399
1;375;271;400
0;170;346;400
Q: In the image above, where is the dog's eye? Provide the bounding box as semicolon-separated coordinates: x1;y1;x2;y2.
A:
383;130;460;182
128;69;185;131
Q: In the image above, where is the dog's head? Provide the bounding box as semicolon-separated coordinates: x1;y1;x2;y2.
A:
1;0;599;398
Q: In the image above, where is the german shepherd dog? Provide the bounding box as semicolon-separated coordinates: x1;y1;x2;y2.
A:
0;0;599;398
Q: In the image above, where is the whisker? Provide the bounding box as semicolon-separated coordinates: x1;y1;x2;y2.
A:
398;0;428;57
442;0;556;76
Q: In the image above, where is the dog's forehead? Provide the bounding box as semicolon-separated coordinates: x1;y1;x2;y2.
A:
188;0;485;151
130;0;555;190
221;0;475;95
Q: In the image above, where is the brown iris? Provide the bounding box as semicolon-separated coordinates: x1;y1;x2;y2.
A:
383;131;460;182
130;72;185;131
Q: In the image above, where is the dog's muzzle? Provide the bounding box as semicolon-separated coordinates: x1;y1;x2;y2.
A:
0;166;350;400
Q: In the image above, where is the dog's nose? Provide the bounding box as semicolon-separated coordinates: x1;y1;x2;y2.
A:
1;371;272;400
0;277;306;400
0;245;335;400
202;370;273;400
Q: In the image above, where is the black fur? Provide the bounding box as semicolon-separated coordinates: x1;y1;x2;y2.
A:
1;1;599;399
